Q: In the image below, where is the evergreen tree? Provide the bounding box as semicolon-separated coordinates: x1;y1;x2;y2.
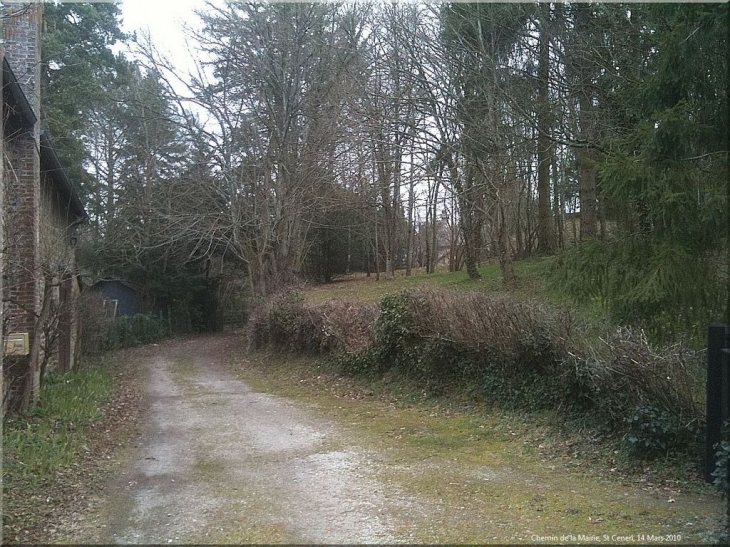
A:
42;3;127;196
552;4;728;341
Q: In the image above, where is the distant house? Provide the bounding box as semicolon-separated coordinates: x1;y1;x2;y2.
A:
2;4;87;411
89;280;144;319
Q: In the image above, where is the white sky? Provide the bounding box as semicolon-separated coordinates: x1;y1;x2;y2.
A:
118;0;208;72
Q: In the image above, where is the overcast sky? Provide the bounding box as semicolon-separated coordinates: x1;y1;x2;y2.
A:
118;0;206;71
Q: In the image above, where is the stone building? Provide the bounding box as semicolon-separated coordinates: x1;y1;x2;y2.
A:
2;3;87;412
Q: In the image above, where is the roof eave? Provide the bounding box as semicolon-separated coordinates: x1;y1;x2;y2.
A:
2;57;37;129
40;130;87;221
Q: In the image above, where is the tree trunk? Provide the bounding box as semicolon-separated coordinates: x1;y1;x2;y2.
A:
497;204;517;289
374;208;381;281
575;4;598;241
375;138;395;279
424;212;432;274
515;197;523;258
536;6;555;253
552;147;564;249
365;235;371;278
447;152;481;280
20;272;55;413
578;145;598;240
405;144;415;277
430;176;440;274
449;194;458;272
598;190;607;240
346;225;352;274
464;231;482;279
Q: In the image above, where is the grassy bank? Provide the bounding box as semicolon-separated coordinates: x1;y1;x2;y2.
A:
3;367;112;488
304;258;612;339
2;353;143;544
305;259;559;304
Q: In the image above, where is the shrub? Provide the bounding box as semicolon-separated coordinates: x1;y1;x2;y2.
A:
591;327;704;430
77;291;113;356
105;313;168;350
246;291;378;355
481;363;578;412
246;291;318;353
336;347;381;376
712;427;730;542
713;440;730;499
625;405;693;458
318;300;379;353
371;289;573;390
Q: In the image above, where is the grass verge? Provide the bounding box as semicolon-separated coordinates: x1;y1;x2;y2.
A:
226;347;724;543
304;260;554;303
3;368;111;489
2;352;144;544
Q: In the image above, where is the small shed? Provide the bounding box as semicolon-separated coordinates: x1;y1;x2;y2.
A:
89;280;144;319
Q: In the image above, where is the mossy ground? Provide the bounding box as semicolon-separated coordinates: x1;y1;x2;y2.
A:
227;347;724;543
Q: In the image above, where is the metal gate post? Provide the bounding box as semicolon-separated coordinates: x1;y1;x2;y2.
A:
707;323;730;482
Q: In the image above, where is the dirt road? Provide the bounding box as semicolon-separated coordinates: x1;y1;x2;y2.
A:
63;334;724;544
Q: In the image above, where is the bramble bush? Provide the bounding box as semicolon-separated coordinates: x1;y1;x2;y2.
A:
375;289;571;381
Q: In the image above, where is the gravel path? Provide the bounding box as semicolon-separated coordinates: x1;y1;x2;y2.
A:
71;336;421;544
63;334;724;544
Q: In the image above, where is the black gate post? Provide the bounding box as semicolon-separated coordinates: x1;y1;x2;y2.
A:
707;323;730;482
